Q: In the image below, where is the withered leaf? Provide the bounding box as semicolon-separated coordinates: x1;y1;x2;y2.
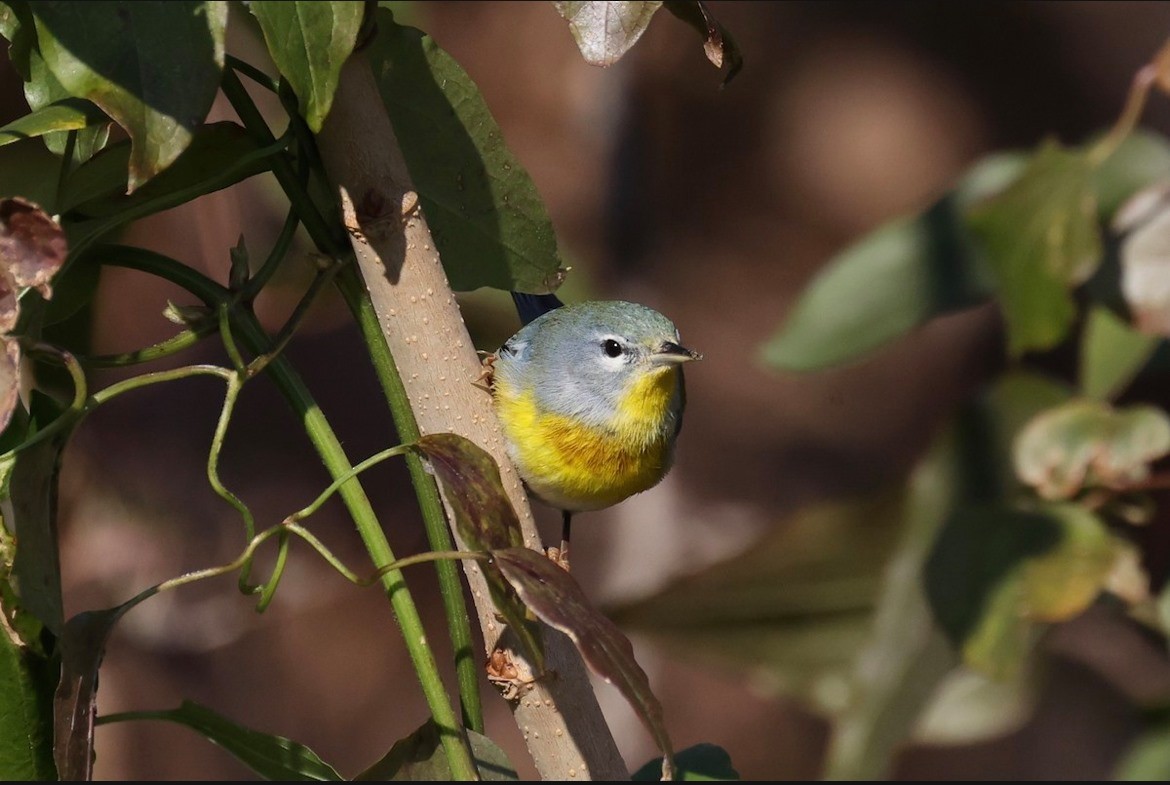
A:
0;338;20;435
0;197;67;299
412;433;524;551
411;433;542;671
494;546;675;778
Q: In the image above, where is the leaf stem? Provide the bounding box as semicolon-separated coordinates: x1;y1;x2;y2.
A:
221;66;344;257
285;444;412;524
77;326;213;368
240;206;300;300
246;258;340;378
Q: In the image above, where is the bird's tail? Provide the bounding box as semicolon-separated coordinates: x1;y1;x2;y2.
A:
510;292;564;326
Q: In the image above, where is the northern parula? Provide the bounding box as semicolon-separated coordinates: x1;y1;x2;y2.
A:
490;296;701;567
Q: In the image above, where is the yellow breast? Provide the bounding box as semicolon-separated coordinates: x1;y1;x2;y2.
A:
493;367;679;512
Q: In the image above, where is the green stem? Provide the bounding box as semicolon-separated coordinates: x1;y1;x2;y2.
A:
225;67;484;764
95;709;174;726
284;520;486;590
240;207;300;300
286;444;411;524
218;305;248;374
226;54;279;94
254;530;290;612
221;67;343;256
202;369;261;595
232;315;479;779
246;259;340;378
5;344;89;456
277;79;331;197
334;266;486;735
96;244;229;305
77;325;213;368
84;244;478;775
90;365;232;407
56;129;77;207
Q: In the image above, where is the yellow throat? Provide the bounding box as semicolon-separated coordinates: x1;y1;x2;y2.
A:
494;365;680;512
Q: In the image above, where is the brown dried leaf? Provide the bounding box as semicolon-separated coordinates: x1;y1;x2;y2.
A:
664;0;744;86
412;433;523;551
55;602;139;780
0;274;17;336
0;338;20;435
0;197;67;299
494;546;675;778
411;433;542;670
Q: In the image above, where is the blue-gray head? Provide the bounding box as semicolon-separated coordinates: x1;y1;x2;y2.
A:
494;300;700;431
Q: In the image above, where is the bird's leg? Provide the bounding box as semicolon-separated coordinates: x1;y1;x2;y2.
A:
560;510;573;571
546;510;572;571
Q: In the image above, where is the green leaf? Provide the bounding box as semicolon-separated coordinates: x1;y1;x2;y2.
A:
61;122;275;259
1080;306;1159;400
494;546;676;778
966;140;1101;356
924;503;1115;679
0;2;32;76
0;610;55;780
249;1;364;132
1092;129;1170;220
820;429;972;779
9;393;71;638
0;1;111;165
1116;718;1170;780
1013;400;1170;500
631;743;739;781
759;155;1010;372
553;1;663;67
365;10;566;293
114;700;343;781
0;98;106;148
354;718;517;781
0;138;62;212
30;1;228;191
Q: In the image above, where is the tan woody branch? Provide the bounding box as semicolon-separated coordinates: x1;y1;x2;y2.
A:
316;55;628;781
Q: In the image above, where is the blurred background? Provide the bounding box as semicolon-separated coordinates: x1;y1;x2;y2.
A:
5;0;1170;779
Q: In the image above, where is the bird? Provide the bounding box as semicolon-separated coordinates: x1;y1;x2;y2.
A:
488;293;701;569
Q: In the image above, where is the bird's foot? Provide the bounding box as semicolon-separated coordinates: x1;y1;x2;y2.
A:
545;543;570;572
473;351;497;391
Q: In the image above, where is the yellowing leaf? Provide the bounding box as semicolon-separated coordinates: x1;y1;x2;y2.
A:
1013;400;1170;500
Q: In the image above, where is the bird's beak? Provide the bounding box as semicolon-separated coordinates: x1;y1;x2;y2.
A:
652;341;702;365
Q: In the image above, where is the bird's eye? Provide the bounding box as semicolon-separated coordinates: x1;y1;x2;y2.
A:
602;339;623;358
